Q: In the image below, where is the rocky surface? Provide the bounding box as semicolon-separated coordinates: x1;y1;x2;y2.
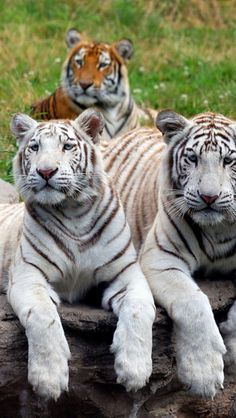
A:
0;179;19;203
0;278;235;418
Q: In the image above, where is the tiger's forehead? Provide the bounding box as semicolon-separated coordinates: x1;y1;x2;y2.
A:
192;112;234;127
184;113;236;151
71;42;111;59
32;122;76;140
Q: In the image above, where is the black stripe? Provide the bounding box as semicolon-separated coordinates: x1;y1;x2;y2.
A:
81;189;113;236
113;95;134;137
79;199;120;250
154;229;190;267
108;286;127;310
104;123;113;139
163;201;198;262
26;204;75;262
113;260;137;279
216;132;231;142
20;244;49;282
106;218;127;245
23;228;64;278
93;238;134;279
183;214;213;260
52;92;57;118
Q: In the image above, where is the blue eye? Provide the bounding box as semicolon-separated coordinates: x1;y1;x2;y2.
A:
30;143;39;152
63;143;74;151
188;154;197;163
224;156;232;165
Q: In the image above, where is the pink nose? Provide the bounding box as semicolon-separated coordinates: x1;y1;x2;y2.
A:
200;194;218;205
79;81;93;90
37;168;58;180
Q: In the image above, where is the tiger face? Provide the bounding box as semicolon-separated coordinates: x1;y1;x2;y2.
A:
157;110;236;226
11;109;104;205
62;29;133;108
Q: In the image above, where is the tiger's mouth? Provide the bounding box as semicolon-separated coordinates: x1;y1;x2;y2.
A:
197;207;219;213
32;183;57;193
71;92;99;106
32;180;66;193
190;203;236;225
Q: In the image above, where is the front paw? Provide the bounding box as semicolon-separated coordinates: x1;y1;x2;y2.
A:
27;321;71;400
111;322;152;392
176;330;226;398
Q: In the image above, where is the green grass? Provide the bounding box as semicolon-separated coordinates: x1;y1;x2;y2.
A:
2;0;236;180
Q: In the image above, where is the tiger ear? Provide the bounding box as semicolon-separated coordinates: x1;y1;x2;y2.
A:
74;109;105;144
10;113;38;146
65;28;81;49
156;110;190;144
114;39;134;61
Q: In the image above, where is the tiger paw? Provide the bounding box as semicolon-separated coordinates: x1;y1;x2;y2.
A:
27;319;71;400
28;354;69;400
176;330;226;398
111;321;152;391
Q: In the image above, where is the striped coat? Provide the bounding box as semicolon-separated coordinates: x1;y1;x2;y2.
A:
0;109;155;400
31;29;156;139
103;110;236;399
101;127;165;251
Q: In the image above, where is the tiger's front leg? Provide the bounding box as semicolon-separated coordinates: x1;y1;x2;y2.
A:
8;260;70;400
141;241;226;398
102;262;156;391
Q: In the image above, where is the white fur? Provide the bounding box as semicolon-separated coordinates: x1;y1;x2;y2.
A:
1;112;156;400
139;112;236;397
104;111;236;398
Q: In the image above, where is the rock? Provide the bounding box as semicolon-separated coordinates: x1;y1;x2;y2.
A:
0;277;235;418
0;179;19;203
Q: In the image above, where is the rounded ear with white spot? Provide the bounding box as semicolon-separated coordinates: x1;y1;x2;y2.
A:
65;28;81;49
10;113;38;146
156;110;190;144
74;109;105;144
114;39;134;61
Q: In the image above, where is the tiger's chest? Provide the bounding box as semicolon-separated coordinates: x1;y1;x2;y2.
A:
49;241;114;304
197;228;236;276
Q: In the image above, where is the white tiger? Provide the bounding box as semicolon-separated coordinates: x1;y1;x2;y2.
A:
103;110;236;398
0;109;155;400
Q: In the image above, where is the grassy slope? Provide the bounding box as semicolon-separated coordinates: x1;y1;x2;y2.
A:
1;0;236;180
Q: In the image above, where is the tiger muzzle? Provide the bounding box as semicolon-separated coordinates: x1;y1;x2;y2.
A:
37;168;58;181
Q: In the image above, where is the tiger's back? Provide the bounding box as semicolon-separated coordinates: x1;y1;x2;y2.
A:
102;127;165;250
32;87;78;121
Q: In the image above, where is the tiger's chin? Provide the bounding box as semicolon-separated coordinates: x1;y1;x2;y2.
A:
76;95;98;106
191;209;228;226
70;92;98;107
26;188;67;206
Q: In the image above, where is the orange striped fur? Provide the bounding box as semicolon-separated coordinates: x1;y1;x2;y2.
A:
31;29;156;139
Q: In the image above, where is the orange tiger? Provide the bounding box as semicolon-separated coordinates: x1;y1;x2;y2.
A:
31;29;156;139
